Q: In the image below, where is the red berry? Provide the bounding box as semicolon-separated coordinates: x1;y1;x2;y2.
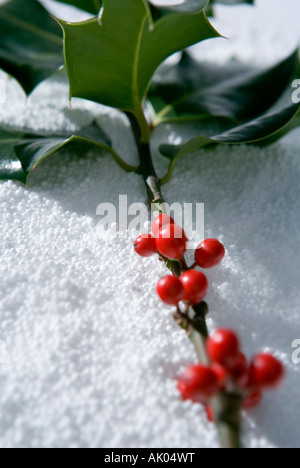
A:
180;270;208;305
211;362;228;386
152;214;175;237
134;234;157;257
248;354;284;389
156;275;184;305
243;390;263;409
177;365;219;403
206;329;240;367
195;239;225;269
228;352;248;387
177;380;190;401
205;405;215;423
156;224;187;260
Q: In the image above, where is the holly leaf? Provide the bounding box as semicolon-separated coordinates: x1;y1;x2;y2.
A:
149;50;299;125
0;128;27;183
206;0;254;16
56;0;208;18
0;121;118;184
149;0;208;19
159;103;300;182
0;0;64;95
58;0;219;139
211;0;254;5
54;0;102;15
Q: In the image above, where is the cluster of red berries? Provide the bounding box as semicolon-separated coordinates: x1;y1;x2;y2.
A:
134;214;225;307
177;329;284;421
134;216;284;419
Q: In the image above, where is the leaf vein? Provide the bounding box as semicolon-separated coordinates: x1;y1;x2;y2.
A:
0;11;62;45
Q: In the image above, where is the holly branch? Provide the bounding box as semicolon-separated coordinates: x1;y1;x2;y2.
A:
0;0;296;448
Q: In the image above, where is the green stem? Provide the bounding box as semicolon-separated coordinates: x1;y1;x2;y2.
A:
128;110;242;449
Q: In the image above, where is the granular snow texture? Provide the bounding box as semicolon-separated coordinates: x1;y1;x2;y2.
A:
0;0;300;448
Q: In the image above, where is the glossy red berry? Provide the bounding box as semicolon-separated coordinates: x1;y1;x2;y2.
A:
152;214;175;237
205;405;215;423
195;239;225;269
177;380;190;401
206;329;240;367
177;365;219;403
180;270;208;305
156;224;187;260
156;275;184;305
134;234;157;257
211;362;228;386
243;390;263;409
228;352;248;387
248;354;284;389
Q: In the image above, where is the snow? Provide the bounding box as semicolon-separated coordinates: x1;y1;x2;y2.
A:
0;0;300;448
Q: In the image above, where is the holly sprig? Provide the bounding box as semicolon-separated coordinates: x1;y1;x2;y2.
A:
0;0;298;448
134;216;284;447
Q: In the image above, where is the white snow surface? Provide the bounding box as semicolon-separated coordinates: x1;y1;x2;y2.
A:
0;0;300;448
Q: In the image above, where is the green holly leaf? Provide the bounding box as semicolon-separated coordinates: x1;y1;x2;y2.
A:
149;0;208;19
206;0;254;17
149;50;299;125
0;0;64;95
56;0;208;18
0;128;27;183
55;0;102;15
159;103;300;183
211;0;254;5
0;121;127;184
58;0;219;141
